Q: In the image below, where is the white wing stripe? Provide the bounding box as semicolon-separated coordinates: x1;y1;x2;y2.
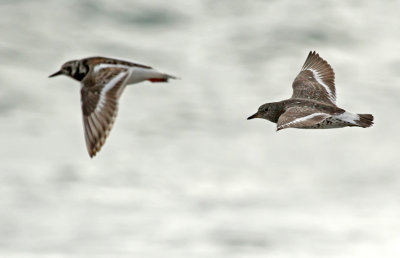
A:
280;112;327;128
308;68;335;103
95;72;127;113
103;72;126;93
93;63;130;73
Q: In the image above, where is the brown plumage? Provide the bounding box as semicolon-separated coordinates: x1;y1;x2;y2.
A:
248;51;374;130
49;56;177;157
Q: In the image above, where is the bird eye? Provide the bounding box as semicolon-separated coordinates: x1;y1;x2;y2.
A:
65;66;72;74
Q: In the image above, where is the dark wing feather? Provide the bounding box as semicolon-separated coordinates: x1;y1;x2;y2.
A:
291;51;336;105
81;67;129;157
277;107;331;131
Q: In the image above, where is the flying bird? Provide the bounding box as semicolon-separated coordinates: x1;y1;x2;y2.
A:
49;56;177;157
248;51;373;130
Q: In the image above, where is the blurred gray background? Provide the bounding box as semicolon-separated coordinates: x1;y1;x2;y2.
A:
1;0;400;257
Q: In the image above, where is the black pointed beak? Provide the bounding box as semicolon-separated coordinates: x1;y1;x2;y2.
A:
49;70;63;78
247;112;259;120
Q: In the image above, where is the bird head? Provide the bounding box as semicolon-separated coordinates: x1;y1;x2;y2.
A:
49;60;88;81
247;103;282;123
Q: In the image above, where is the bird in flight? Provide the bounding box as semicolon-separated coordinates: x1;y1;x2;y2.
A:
248;51;373;130
49;56;177;157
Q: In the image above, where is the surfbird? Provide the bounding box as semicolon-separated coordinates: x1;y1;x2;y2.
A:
247;51;374;130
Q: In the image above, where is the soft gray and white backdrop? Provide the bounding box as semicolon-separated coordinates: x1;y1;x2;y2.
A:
1;0;400;257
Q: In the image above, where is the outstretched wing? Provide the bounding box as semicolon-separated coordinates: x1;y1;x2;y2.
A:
277;107;331;131
291;51;336;105
81;67;130;157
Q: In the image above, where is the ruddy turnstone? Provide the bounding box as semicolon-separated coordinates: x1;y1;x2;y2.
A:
247;51;374;130
49;56;177;157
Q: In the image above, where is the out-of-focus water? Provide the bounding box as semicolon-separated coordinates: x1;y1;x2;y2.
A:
1;0;400;257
